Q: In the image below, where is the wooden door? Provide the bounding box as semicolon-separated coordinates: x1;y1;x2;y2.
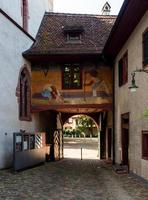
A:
108;128;112;159
121;113;129;165
122;128;129;165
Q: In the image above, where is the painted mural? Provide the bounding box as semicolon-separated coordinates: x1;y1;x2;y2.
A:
31;65;112;107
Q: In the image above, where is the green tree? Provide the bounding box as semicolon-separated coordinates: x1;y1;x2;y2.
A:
77;115;96;137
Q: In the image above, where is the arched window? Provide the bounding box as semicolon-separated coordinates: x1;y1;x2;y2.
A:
19;67;31;121
22;0;29;31
143;28;148;67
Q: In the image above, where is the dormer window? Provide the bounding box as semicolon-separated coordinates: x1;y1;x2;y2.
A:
67;32;81;42
63;25;84;43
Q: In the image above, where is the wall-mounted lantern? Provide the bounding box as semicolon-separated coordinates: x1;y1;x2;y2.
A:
129;69;148;92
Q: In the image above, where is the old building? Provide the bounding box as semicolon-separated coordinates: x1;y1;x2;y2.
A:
0;0;53;169
0;0;148;182
23;12;116;161
104;0;148;180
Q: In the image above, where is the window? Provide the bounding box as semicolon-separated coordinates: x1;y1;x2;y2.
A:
22;0;29;31
62;64;82;89
143;28;148;67
19;67;31;121
63;26;84;43
118;51;128;86
142;131;148;160
67;32;81;42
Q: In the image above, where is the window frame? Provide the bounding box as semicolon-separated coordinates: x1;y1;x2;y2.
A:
142;27;148;68
66;32;82;43
118;51;128;87
142;131;148;160
62;64;82;90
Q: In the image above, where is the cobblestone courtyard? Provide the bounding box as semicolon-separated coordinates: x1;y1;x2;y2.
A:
0;160;148;199
0;138;148;200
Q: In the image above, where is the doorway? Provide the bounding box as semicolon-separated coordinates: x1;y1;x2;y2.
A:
121;113;129;165
107;128;112;159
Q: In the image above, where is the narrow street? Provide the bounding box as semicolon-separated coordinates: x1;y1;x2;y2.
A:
0;138;148;200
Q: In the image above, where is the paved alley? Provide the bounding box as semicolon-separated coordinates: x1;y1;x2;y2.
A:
0;159;148;200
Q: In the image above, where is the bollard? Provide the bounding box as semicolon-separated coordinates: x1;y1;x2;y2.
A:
81;147;82;160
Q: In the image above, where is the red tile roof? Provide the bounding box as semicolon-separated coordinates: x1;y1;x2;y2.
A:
23;12;116;57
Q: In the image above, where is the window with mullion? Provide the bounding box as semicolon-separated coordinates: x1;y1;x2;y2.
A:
62;64;82;89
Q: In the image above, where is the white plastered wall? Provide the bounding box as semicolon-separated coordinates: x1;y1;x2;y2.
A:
0;13;41;169
0;0;22;25
28;0;53;37
114;11;148;180
0;0;53;37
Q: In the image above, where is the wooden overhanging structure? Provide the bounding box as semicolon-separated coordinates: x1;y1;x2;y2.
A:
23;12;116;114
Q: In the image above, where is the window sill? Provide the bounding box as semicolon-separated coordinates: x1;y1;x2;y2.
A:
62;87;83;90
66;40;82;44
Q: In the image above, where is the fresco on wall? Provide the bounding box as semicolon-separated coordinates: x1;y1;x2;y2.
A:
84;68;110;97
31;65;112;107
41;84;64;104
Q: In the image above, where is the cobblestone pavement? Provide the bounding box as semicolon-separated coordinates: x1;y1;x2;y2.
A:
0;159;148;200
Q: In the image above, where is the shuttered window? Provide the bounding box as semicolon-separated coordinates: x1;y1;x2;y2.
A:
118;51;128;87
143;28;148;67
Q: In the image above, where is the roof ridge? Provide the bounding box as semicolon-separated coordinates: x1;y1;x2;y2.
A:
45;12;117;18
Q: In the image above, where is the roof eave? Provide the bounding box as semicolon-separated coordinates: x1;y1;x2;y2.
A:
103;0;148;59
22;51;102;63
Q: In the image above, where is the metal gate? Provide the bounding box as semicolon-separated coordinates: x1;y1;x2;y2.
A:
54;129;63;161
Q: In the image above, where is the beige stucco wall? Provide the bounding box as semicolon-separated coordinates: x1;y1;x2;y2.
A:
114;11;148;180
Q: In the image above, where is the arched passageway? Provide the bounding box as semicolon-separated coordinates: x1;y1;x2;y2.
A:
37;110;113;163
63;114;100;160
